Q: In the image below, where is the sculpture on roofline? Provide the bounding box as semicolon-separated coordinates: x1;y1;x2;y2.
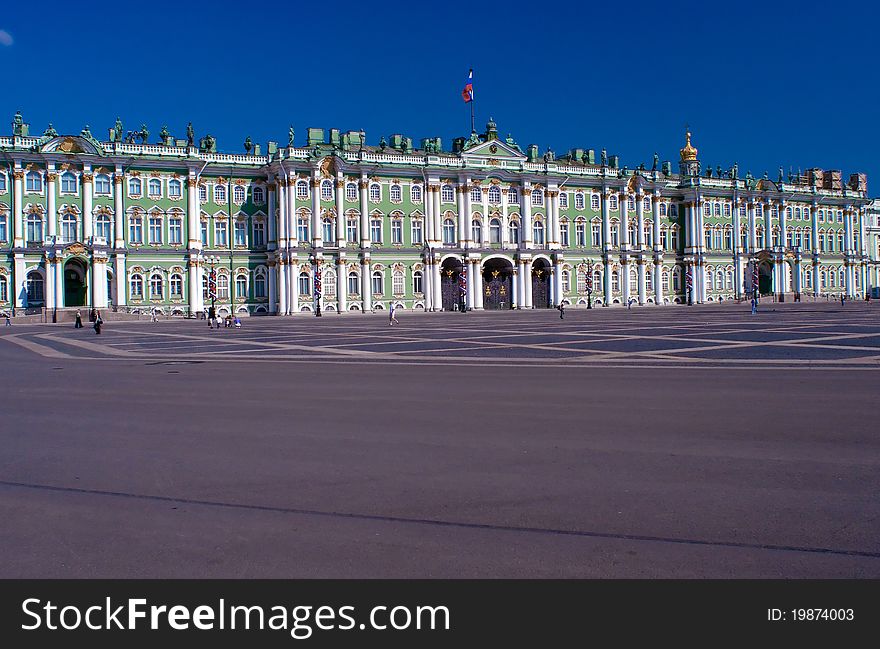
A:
186;122;194;146
288;125;294;147
652;152;658;171
43;123;57;138
778;166;784;184
159;125;169;143
138;124;149;144
244;136;253;153
600;148;607;166
113;117;123;142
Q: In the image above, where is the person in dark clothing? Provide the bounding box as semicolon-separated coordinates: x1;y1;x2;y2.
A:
558;302;565;319
93;310;103;334
74;309;83;328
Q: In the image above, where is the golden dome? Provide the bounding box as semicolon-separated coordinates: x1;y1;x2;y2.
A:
680;129;698;162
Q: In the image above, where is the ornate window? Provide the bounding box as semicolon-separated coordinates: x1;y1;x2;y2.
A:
347;215;358;242
234;185;246;203
320;180;334;201
390;184;402;203
213;184;226;203
298;271;311;296
471;218;482;244
95;214;112;241
253;220;265;247
644;221;653;246
198;184;207;202
575;192;585;210
370;217;383;243
670;226;680;250
611;269;620;293
0;214;7;242
323;270;336;298
371;269;384;295
629;268;637;293
591;221;601;247
322;217;335;242
442;218;456;245
660;225;668;250
560;220;569;247
411;219;423;245
346;182;358;201
441;184;454;203
215;220;228;247
644;197;652;212
713;202;721;216
575;219;586;247
148;216;162;244
130;274;143;300
413;269;423;295
129;178;143;196
659;203;667;217
488;186;501;204
296;180;309;200
254;269;267;298
610;220;619;247
391;217;403;244
470;186;482;203
0;174;6;192
627;196;635;211
149;179;162;197
531;189;544;207
200;220;208;246
60;172;77;193
561;269;570;294
703;202;711;216
170;273;183;298
251;186;264;204
533;220;545;246
62;213;77;242
508;187;518;204
347;271;359;295
129;216;143;244
489;218;502;244
0;275;6;303
392;269;405;295
27;212;44;243
559;192;568;209
217;274;229;299
410;184;422;203
149;273;164;300
590;194;600;211
235;274;248;299
723;226;732;250
508;219;520;244
235;219;247;246
369;183;381;202
609;195;618;211
168;216;182;244
95;174;111;195
26;171;43;193
297;216;310;241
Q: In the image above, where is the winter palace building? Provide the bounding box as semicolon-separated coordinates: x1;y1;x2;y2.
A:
0;112;876;318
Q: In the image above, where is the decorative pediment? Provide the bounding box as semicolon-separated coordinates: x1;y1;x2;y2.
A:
460;139;525;161
41;136;103;155
65;242;87;255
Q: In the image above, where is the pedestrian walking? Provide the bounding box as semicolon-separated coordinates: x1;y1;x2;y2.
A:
751;297;757;314
4;312;10;326
840;294;845;306
150;307;158;323
558;302;565;319
389;302;399;326
74;309;83;328
627;297;634;310
208;306;216;329
93;310;103;335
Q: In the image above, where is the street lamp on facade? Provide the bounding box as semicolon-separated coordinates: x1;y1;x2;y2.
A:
206;254;219;319
310;254;322;317
585;257;593;308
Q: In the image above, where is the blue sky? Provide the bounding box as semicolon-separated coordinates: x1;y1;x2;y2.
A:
2;0;877;188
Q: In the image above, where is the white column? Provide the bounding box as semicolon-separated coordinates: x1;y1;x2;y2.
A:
360;178;370;247
12;254;24;308
92;255;108;308
46;171;57;241
517;260;526;308
500;188;510;247
362;259;372;311
748;201;758;251
474;258;483;309
188;258;200;315
45;256;56;309
462;181;472;248
654;258;663;305
779;201;788;249
637;259;646;305
311;177;322;248
424;258;433;310
277;180;288;249
12;169;23;248
733;199;743;298
653;196;662;305
278;258;288;315
267;182;277;249
512;265;520;309
290;257;299;313
82;172;93;241
764;202;773;248
522;188;533;248
481;187;490;246
636;194;645;304
337;257;347;312
432;185;442;243
336;179;345;247
554;259;563;305
621;260;630;305
424;183;434;246
457;185;467;246
114;173;125;248
524;258;533;308
465;259;475;309
268;259;277;314
844;207;854;298
604;257;612;306
620;195;630;248
601;191;611;251
286;176;296;248
431;257;441;311
114;253;126;307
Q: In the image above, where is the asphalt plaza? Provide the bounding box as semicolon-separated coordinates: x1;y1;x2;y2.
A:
1;300;878;577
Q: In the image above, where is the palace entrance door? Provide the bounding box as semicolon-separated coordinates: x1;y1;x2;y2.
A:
482;258;513;310
531;258;551;308
440;258;463;311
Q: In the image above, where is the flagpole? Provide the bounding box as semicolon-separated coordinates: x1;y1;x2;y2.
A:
470;94;475;133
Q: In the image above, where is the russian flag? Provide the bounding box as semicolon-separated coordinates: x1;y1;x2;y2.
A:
461;69;473;103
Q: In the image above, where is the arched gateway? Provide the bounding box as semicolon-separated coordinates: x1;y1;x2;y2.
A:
482;258;513;310
440;258;463;311
531;258;551;308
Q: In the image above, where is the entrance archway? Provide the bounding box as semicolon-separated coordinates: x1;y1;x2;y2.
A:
440;257;463;311
531;258;551;308
482;258;513;310
758;261;773;296
64;259;88;307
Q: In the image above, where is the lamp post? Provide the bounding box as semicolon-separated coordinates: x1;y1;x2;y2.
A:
206;254;218;320
311;254;322;317
585;257;593;308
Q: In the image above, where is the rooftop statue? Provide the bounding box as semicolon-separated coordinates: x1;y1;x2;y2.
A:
706;166;712;178
114;117;123;142
13;110;22;127
288;125;294;147
206;134;216;153
652;152;658;171
43;123;57;138
732;162;738;179
379;136;387;150
138;124;149;144
186;122;194;146
762;170;769;180
160;124;169;142
778;166;783;183
716;165;722;178
81;124;93;139
244;136;253;153
600;148;607;166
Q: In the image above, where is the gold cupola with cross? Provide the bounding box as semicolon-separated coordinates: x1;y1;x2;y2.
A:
679;127;700;176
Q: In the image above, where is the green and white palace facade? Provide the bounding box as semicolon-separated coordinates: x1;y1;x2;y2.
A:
0;114;875;317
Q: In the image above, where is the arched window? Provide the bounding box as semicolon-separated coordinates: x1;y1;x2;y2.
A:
347;271;359;295
590;194;600;211
392;269;405;295
252;186;264;204
610;220;619;247
26;270;44;304
298;270;311;296
575;219;586;247
659;203;667;217
508;187;518;204
60;172;77;193
561;269;570;294
646;267;653;291
628;220;636;243
254;270;267;298
0;213;8;242
371;270;384;295
533;220;545;246
323;270;336;298
390;184;402;202
297;215;310;241
644;221;653;246
253;220;265;247
198;184;207;202
391;216;403;244
672;267;681;291
442;218;456;245
215;219;228;247
662;269;670;293
148;215;163;244
234;185;246;203
560;219;569;247
213;184;226;203
150;273;164;299
559;192;568;209
62;213;77;242
26;171;43;193
96;214;112;241
704;226;712;250
0;274;7;303
95;174;111;195
593;268;602;292
410;184;422;203
575;192;585;210
296;180;309;200
724;227;733;250
170;273;183;298
322;217;335;242
644;197;652;212
591;220;601;247
508;219;520;244
627;196;635;211
470;186;482;203
725;269;733;290
489;218;501;244
611;269;620;293
129;177;142;196
488;186;501;204
713;226;722;250
346;183;358;201
168;178;182;198
716;270;724;291
369;183;381;202
577;267;588;293
411;219;423;245
531;189;544;207
234;219;247;246
609;195;618;211
471;218;482;244
629;268;637;292
413;269;423;294
26;212;44;243
320;180;334;201
149;179;162;197
217;274;229;299
670;204;678;217
440;184;454;203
